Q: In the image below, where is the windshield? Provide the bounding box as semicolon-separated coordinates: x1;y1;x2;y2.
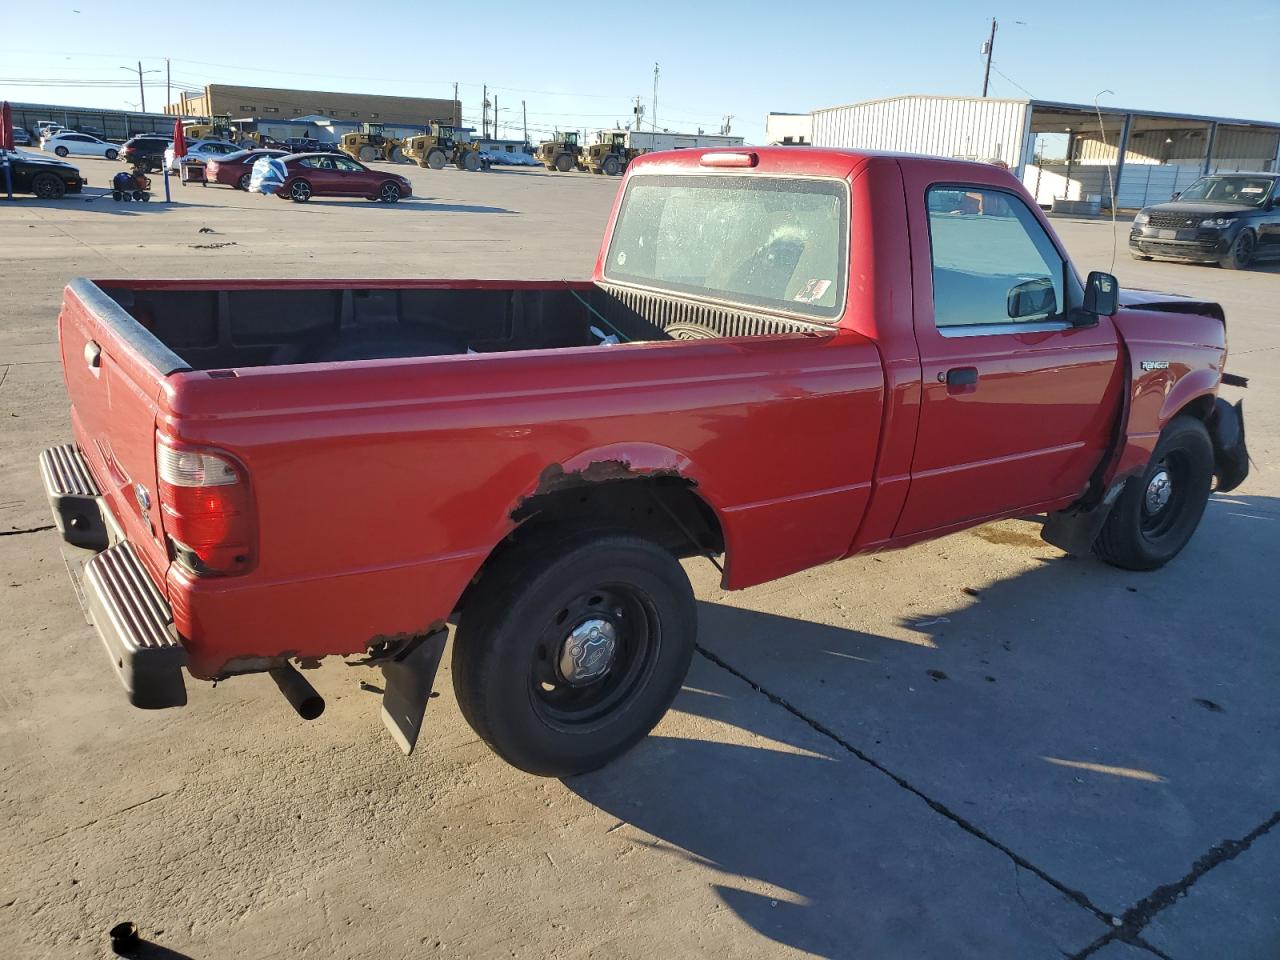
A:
1178;176;1273;207
605;174;848;320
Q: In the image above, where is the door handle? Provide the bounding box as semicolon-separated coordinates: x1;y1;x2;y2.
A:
944;366;978;387
84;340;102;370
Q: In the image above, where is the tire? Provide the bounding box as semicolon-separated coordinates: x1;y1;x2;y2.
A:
105;148;119;161
379;181;401;203
426;149;446;170
555;153;573;173
1094;416;1215;571
453;532;696;777
54;146;69;157
289;179;312;202
1129;250;1152;261
462;151;480;172
238;172;252;191
603;156;620;176
31;173;66;200
1220;230;1256;270
358;145;378;163
389;146;404;163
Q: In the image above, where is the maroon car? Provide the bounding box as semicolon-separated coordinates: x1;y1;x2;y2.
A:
276;153;413;203
206;149;288;190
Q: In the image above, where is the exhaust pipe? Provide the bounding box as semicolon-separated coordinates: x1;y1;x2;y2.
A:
269;664;325;720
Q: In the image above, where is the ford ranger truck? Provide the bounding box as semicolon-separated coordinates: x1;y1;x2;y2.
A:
39;148;1249;777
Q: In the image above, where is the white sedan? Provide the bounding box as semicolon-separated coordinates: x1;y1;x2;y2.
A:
42;132;120;161
164;139;241;173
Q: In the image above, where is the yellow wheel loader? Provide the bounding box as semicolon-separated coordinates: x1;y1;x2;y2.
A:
339;123;405;164
401;123;482;171
535;131;583;172
583;132;646;176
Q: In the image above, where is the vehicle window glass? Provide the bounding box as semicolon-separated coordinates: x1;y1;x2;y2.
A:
335;158;361;172
1179;176;1273;207
604;174;848;320
926;185;1065;330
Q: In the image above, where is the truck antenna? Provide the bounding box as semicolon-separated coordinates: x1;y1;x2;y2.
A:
1093;89;1118;273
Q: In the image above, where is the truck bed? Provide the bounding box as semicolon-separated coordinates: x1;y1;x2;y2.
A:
95;278;826;371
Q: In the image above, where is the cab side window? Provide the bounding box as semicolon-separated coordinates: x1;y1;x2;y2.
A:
927;186;1066;330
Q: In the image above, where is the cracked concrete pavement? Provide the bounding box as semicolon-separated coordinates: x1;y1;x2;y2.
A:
0;153;1276;959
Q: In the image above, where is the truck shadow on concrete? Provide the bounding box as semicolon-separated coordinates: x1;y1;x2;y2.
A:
567;494;1279;957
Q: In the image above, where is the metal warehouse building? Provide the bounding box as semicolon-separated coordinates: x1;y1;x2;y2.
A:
812;94;1280;209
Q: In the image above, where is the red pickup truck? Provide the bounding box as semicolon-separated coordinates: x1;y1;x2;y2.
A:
41;148;1248;776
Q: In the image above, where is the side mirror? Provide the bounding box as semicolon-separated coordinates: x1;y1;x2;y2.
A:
1083;271;1119;317
1007;277;1057;320
1170;191;1181;200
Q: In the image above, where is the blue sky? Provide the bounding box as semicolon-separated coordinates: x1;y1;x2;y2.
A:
2;0;1277;140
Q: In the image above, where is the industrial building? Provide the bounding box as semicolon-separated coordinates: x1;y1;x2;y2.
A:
811;94;1280;209
765;112;812;146
166;84;459;127
615;130;744;151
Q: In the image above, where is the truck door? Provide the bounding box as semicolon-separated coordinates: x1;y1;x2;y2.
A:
895;181;1123;536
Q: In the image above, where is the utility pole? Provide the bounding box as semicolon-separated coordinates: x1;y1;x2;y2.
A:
522;100;527;146
453;81;459;124
165;59;171;115
720;115;733;136
632;96;644;132
494;95;498;140
482;84;488;139
981;18;997;97
121;63;158;113
652;62;659;132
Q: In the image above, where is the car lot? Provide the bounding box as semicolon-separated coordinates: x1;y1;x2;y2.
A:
0;152;1276;960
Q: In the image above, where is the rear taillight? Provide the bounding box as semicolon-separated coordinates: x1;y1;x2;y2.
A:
156;436;254;575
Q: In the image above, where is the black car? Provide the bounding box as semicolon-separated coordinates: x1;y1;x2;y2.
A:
121;135;172;172
0;150;85;199
1130;172;1280;270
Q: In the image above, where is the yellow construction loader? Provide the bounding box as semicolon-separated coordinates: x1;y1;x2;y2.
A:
402;123;482;171
582;132;646;176
338;123;404;163
535;131;583;172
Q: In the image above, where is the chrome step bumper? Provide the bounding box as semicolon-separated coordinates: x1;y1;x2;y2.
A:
39;443;188;709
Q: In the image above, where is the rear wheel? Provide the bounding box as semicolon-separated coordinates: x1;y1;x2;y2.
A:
32;173;66;200
462;151;480;172
379;181;401;203
555;153;573;173
358;145;378;163
603;156;620;176
105;148;119;161
54;146;69;157
1094;416;1214;570
453;533;696;777
426;149;446;170
1220;230;1256;270
389;146;404;163
289;179;313;202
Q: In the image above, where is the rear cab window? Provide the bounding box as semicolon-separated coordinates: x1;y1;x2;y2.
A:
604;174;849;320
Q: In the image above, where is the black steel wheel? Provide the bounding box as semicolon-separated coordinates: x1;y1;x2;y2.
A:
453;533;696;777
32;173;66;200
1220;230;1256;270
289;179;312;202
1094;416;1214;570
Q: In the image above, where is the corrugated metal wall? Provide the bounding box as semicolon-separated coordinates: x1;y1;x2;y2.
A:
812;97;1029;168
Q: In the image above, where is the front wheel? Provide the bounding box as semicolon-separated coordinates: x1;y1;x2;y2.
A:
54;146;69;157
289;179;313;202
378;181;401;203
238;172;252;191
31;173;66;200
105;148;119;161
1220;230;1256;270
426;149;446;170
453;533;696;777
603;156;620;176
1094;416;1214;570
555;153;573;173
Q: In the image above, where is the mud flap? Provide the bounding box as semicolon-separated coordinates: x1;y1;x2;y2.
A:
380;629;448;755
1208;398;1248;493
1040;479;1128;557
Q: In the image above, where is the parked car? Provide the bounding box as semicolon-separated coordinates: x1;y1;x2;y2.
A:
38;148;1249;777
41;132;119;161
11;126;32;146
205;148;289;190
1130;172;1280;269
164;139;241;173
275;152;412;202
121;135;172;172
282;137;339;154
35;121;67;140
0;151;85;198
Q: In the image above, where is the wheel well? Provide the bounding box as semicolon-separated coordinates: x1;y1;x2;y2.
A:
455;476;724;616
1174;394;1215;424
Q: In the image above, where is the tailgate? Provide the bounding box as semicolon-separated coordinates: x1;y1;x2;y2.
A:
59;279;191;591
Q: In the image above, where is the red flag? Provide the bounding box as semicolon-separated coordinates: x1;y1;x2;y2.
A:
0;102;13;152
172;117;186;162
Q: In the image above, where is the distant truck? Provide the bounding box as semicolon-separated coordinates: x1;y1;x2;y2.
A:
41;147;1248;777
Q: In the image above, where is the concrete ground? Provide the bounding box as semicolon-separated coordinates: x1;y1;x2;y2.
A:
0;152;1276;960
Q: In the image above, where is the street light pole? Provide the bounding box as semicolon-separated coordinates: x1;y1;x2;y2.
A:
121;63;160;113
